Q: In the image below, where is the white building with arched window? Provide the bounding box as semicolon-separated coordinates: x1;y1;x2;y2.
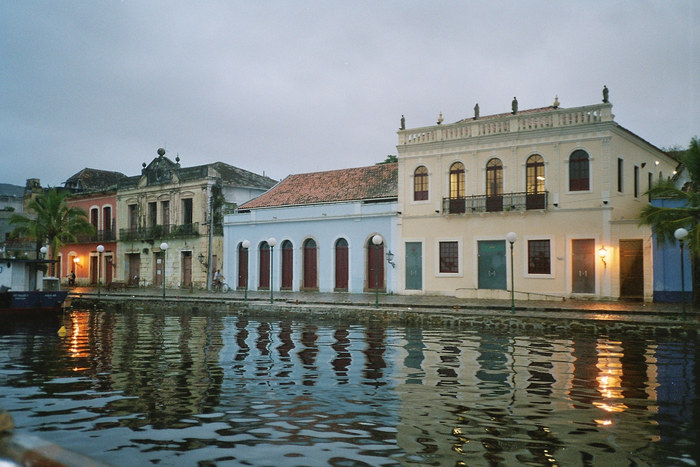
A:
223;164;398;295
396;91;678;301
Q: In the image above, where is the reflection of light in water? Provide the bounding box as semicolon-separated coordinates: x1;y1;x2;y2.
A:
70;312;90;361
594;341;628;416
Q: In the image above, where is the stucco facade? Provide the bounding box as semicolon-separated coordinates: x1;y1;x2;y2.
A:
223;164;398;295
115;151;276;289
396;96;678;301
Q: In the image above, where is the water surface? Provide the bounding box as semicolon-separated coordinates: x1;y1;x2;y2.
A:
0;309;697;466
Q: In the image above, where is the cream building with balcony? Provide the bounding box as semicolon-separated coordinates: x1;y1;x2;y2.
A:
396;91;678;301
115;149;276;289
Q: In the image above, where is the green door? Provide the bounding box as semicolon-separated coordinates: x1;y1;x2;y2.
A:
478;240;507;290
405;242;422;290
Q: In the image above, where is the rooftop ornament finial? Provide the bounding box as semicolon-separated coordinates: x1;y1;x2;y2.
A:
157;147;166;157
437;112;443;125
553;95;560;108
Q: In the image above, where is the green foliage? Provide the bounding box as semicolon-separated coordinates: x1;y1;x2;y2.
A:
640;136;700;302
377;155;398;165
9;188;95;263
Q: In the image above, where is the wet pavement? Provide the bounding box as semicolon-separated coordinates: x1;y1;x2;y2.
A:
67;285;700;326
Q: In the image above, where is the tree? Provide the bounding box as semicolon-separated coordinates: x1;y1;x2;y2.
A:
377;155;398;165
9;188;95;276
639;137;700;303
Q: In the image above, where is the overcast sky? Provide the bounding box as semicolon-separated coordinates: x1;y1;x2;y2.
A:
1;1;698;187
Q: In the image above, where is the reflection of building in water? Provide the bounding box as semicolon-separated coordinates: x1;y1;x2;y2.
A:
393;328;697;465
104;311;225;429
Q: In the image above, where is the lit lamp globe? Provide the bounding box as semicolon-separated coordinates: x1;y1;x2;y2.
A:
506;232;517;244
40;246;48;256
674;228;689;241
96;245;105;253
242;239;251;249
268;237;277;248
372;234;383;246
160;242;169;251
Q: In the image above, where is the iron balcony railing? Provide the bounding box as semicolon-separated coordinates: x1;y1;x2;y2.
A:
74;229;117;244
442;191;548;214
119;223;200;242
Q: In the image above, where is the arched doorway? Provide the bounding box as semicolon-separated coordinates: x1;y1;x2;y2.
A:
281;240;293;290
303;238;318;290
259;241;270;290
335;238;349;291
366;237;384;292
237;242;248;289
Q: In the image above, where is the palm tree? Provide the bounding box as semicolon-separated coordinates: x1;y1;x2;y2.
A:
639;137;700;303
9;188;95;276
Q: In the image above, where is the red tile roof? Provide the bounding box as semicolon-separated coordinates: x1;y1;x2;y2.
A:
240;163;397;209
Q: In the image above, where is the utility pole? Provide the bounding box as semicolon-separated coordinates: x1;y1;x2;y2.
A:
206;185;214;291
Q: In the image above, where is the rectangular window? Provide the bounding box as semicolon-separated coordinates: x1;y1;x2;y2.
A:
128;204;138;229
617;158;624;193
648;172;653;202
182;198;193;225
161;201;170;225
528;239;551;274
439;241;459;273
634;166;640;198
148;202;157;227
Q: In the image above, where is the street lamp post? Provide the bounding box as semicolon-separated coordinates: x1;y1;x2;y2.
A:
674;228;689;318
268;237;276;304
506;232;517;314
372;234;383;308
242;240;250;302
160;242;169;300
96;245;104;299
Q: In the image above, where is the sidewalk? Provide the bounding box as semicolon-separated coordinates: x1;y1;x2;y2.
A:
68;285;699;323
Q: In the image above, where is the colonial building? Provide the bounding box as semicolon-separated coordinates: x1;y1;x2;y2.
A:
55;168;125;286
396;90;678;301
224;163;398;294
116;149;276;289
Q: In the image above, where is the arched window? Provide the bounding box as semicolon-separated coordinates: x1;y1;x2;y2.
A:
413;166;429;201
449;162;465;199
448;162;466;213
281;240;293;290
486;158;503;212
335;238;349;291
526;155;546;209
303;238;318;290
569;150;590;191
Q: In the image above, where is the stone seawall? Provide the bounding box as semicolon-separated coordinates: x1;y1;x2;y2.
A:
71;296;699;341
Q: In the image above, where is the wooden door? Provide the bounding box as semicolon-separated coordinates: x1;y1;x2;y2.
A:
259;243;270;289
237;245;248;289
572;239;595;293
154;252;164;286
281;241;293;289
181;251;192;287
303;239;318;290
90;255;98;284
367;241;384;291
335;239;348;291
405;242;422;290
620;239;644;298
105;256;113;284
128;254;140;285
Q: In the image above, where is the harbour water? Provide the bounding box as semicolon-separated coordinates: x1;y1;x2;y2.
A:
0;308;697;466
